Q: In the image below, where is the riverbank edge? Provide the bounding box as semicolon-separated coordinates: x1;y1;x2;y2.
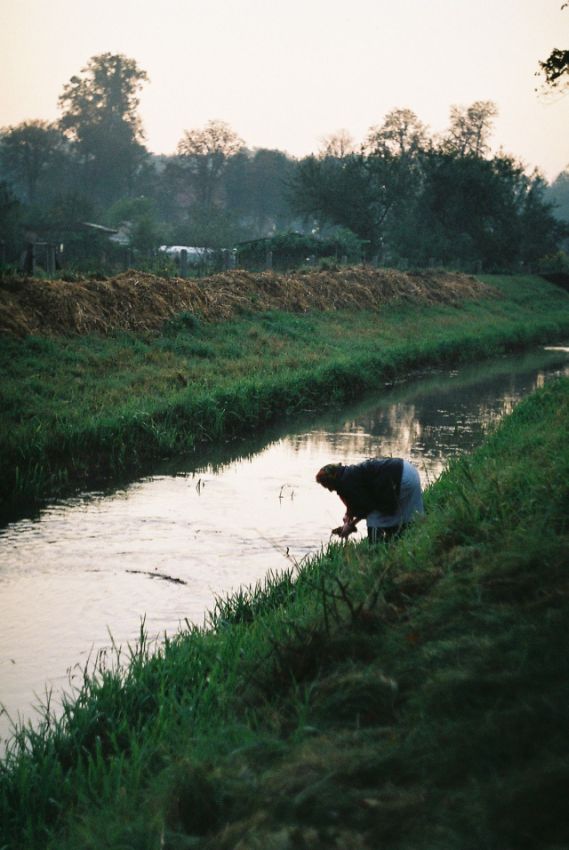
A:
3;273;569;520
2;373;568;849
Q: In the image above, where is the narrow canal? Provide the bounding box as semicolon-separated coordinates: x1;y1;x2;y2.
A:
1;346;568;745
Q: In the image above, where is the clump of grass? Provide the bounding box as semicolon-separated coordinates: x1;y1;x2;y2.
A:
162;310;201;335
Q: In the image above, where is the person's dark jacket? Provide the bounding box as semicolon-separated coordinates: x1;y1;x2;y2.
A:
335;458;404;519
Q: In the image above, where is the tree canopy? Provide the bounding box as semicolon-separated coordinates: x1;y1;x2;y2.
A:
442;101;498;158
290;101;562;270
176;120;244;211
0;49;565;275
538;3;569;91
58;53;149;204
59;53;148;142
0;120;64;204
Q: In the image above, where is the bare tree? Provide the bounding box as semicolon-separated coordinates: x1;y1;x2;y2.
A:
442;100;498;158
177;120;244;211
365;108;428;157
318;129;356;159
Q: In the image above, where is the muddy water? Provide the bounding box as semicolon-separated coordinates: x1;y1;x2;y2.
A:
1;347;568;744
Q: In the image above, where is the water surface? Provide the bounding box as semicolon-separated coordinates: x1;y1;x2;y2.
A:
1;347;568;743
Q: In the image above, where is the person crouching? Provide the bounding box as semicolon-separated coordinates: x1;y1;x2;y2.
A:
316;457;424;543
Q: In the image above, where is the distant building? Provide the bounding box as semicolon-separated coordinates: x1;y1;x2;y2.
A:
158;245;215;264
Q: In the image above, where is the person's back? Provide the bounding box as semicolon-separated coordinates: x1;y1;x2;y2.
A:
337;458;404;518
316;457;424;542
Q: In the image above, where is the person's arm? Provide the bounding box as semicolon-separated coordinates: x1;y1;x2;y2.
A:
332;489;361;538
332;512;362;538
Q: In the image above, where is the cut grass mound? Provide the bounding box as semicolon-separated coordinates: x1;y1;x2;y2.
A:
0;267;497;337
2;377;568;850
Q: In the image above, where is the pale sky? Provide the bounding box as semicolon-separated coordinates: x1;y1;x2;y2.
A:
1;0;567;181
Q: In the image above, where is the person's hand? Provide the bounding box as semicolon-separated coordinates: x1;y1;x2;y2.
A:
332;520;358;538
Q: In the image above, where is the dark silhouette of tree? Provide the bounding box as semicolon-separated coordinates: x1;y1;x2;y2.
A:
294;110;430;257
540;48;569;89
292;151;383;254
365;108;428;158
58;53;149;205
291;102;561;270
518;171;564;264
0;181;22;257
225;148;296;235
176;120;244;212
547;168;569;222
538;3;568;91
0;120;65;204
441;101;498;158
318;129;356;159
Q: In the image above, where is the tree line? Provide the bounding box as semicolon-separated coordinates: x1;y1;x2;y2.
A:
1;52;568;274
293;104;568;270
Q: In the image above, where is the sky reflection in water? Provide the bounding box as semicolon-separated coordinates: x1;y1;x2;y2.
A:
1;348;568;741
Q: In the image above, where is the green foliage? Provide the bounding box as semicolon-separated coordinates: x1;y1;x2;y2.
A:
104;195;155;227
58;53;149;205
236;229;364;269
292;152;384;254
291;102;563;271
0;181;23;258
547;167;569;223
176;120;244;213
537;251;569;273
172;202;246;249
162;311;201;335
0;120;65;205
1;66;563;276
225;147;297;235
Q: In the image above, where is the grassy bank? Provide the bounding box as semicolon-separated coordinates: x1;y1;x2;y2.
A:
1;273;569;519
2;371;568;849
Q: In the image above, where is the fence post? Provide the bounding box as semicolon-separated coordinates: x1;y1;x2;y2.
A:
24;242;36;275
265;249;273;270
0;240;5;267
180;249;188;278
46;243;56;276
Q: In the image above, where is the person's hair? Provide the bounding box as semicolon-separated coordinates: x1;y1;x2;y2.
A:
316;463;343;487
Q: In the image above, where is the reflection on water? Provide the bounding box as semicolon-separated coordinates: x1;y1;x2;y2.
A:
1;347;568;743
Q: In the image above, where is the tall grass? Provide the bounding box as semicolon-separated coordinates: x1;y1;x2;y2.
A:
1;376;569;849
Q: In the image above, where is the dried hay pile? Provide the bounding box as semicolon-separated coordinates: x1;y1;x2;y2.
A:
0;267;498;337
